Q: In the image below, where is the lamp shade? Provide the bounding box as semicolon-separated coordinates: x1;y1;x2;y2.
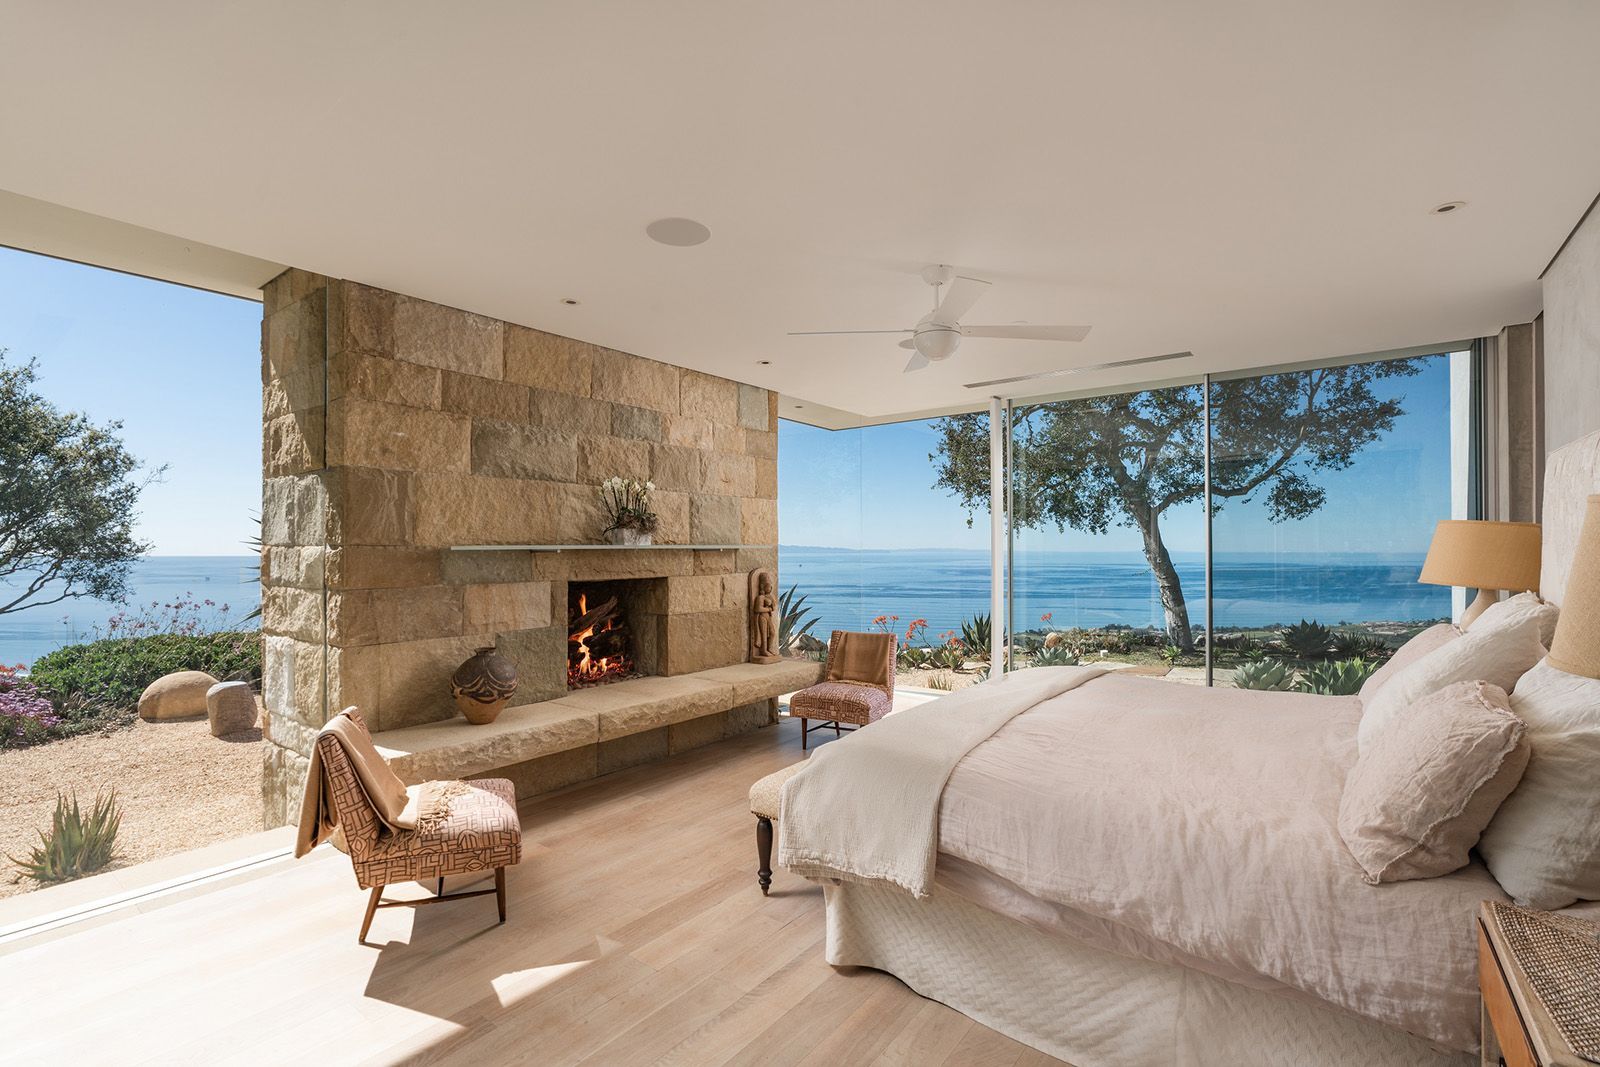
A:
1418;520;1541;592
1548;496;1600;679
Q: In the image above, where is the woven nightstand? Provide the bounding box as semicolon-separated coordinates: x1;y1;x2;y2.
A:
1478;901;1600;1067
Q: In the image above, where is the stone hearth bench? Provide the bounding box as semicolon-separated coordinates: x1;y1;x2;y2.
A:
373;660;824;786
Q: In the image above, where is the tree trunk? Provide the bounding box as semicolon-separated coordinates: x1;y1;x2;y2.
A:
1133;507;1194;651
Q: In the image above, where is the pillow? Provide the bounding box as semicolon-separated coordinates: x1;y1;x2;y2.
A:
1478;661;1600;908
1356;614;1544;753
1339;681;1528;884
1358;622;1459;705
1471;591;1560;647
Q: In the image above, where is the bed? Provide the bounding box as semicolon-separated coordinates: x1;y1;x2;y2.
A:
779;429;1600;1066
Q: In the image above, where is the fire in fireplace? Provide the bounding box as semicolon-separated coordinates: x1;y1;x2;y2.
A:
568;588;637;688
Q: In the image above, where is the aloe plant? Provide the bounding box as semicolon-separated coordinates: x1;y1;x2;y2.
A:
1231;658;1296;691
1280;619;1336;660
777;584;818;656
1295;658;1378;696
12;791;122;883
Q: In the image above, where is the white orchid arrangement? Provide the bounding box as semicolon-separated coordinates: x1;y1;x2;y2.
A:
599;477;659;534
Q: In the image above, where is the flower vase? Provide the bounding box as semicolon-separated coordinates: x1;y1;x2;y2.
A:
604;528;652;546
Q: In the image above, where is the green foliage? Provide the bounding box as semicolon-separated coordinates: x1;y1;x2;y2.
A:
1231;658;1296;691
1280;619;1336;660
931;358;1425;650
777;584;819;656
971;666;990;683
1160;644;1184;665
926;671;955;691
1295;658;1378;696
1029;644;1081;667
0;354;157;616
897;645;931;670
1332;632;1391;661
11;791;122;883
28;632;261;728
930;643;966;670
958;614;991;659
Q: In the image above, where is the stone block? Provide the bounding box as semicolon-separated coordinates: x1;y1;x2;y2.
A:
329;398;471;473
366;633;493;730
393;296;504;379
550;481;611;545
611;404;664;442
649;444;703;493
330;354;441;410
662;607;746;675
704;453;757;497
327;643;380;720
664;414;714;450
493;745;600;797
696;661;826;706
263;474;328;547
531;388;610;435
263;635;328;729
690;495;740;544
504;325;592;397
263;409;324;477
471;420;579;482
695;550;737;574
668;711;727;754
741;497;778;544
494;624;568;705
264;287;326;381
442;370;530;422
720;572;747;609
264;710;319;759
206;681;259;737
263;366;324;420
738;383;771;430
339;282;395;357
327;546;443;590
264;545;326;591
744;428;778;460
329;586;464;647
726;699;777;735
591;348;680;413
737;546;779;575
651;490;690;545
755;457;778;499
577;434;650;484
262;586;324;642
325;467;411;546
666;574;724;614
262;744;310;829
440;549;532;586
530;547;695;582
598;728;669;774
680;371;739;425
463;581;553;632
551;674;736;741
374;701;599;783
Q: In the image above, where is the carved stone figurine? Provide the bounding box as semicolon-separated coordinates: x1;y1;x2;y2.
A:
748;568;780;664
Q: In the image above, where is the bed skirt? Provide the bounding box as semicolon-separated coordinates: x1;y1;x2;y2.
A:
823;881;1474;1067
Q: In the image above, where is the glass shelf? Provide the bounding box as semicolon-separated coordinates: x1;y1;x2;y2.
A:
449;544;742;553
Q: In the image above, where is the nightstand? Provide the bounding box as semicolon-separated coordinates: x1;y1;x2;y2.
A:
1478;901;1597;1067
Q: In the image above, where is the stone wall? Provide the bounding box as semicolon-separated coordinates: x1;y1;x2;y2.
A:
1543;201;1600;453
259;269;779;825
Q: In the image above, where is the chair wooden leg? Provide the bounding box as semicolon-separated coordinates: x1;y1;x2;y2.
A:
833;721;841;736
756;816;773;895
801;717;809;750
359;885;383;943
494;867;507;924
436;877;444;898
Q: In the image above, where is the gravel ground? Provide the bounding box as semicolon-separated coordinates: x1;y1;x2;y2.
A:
0;711;265;900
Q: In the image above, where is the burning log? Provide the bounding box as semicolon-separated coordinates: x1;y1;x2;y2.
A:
568;595;620;639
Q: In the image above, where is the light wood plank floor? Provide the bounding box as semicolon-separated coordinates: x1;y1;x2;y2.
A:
2;720;1068;1066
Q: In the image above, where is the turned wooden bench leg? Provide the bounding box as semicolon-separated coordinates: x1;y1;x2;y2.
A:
359;885;383;943
756;816;774;895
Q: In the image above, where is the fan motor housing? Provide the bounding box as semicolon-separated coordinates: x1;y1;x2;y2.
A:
913;322;962;361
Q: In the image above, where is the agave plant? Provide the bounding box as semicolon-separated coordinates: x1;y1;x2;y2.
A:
1295;658;1378;696
1331;632;1391;662
959;614;992;660
897;645;931;670
1029;644;1080;668
1230;658;1296;692
777;584;818;656
12;791;122;883
931;642;967;670
1280;619;1336;660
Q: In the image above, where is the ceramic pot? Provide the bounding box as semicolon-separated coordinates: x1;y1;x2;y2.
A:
451;646;519;725
604;528;652;546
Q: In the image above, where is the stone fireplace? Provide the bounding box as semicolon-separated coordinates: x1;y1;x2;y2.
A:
566;578;661;687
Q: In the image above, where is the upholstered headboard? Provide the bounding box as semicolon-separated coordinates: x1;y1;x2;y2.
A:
1540;428;1600;607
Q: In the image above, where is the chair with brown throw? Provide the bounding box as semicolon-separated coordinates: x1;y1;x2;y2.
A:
787;630;897;750
296;708;523;942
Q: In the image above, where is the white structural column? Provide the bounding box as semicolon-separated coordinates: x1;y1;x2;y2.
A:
989;398;1006;677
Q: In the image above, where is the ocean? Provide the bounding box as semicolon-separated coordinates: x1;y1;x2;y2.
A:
778;546;1450;639
1;556;260;667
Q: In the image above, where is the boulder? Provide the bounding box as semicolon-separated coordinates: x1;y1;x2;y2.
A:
206;681;258;736
138;671;219;721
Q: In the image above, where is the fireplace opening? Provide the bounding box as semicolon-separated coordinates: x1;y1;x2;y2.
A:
568;584;639;688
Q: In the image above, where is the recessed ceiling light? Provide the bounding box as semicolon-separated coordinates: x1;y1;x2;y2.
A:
757;360;771;366
561;298;580;305
1432;201;1466;215
645;217;712;246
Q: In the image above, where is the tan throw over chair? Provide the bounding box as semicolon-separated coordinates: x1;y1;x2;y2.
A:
787;630;897;750
301;709;523;942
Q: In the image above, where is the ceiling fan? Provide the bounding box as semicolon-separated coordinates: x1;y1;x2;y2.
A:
788;265;1094;373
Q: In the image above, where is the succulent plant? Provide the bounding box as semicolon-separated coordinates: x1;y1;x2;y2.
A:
1231;657;1296;691
1331;632;1391;662
1280;619;1336;660
1295;658;1379;696
777;584;818;656
1029;644;1080;668
959;614;992;659
11;790;121;883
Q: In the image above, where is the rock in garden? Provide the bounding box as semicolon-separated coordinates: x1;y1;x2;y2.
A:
206;680;258;736
138;670;219;721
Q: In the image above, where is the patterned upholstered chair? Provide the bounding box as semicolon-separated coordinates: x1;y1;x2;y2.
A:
312;721;523;942
787;630;897;750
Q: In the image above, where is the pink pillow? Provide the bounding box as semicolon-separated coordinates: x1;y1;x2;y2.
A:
1340;681;1529;884
1358;623;1459;705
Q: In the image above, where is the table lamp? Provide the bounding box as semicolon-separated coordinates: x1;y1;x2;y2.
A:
1418;519;1542;628
1548;495;1600;678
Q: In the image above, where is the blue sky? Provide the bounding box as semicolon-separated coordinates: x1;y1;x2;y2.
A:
0;246;262;555
780;355;1456;555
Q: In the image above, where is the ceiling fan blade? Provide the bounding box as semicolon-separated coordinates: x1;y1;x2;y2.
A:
904;351;930;373
962;324;1093;342
787;329;913;336
932;275;990;324
963;351;1192;390
898;338;915;350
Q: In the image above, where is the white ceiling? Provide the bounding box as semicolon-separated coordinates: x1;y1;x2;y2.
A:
2;2;1598;424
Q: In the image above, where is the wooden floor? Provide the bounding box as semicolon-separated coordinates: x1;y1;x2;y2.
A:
3;720;1067;1066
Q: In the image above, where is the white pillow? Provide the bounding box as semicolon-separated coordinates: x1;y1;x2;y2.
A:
1471;591;1560;648
1478;660;1600;908
1357;614;1545;753
1358;622;1459;705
